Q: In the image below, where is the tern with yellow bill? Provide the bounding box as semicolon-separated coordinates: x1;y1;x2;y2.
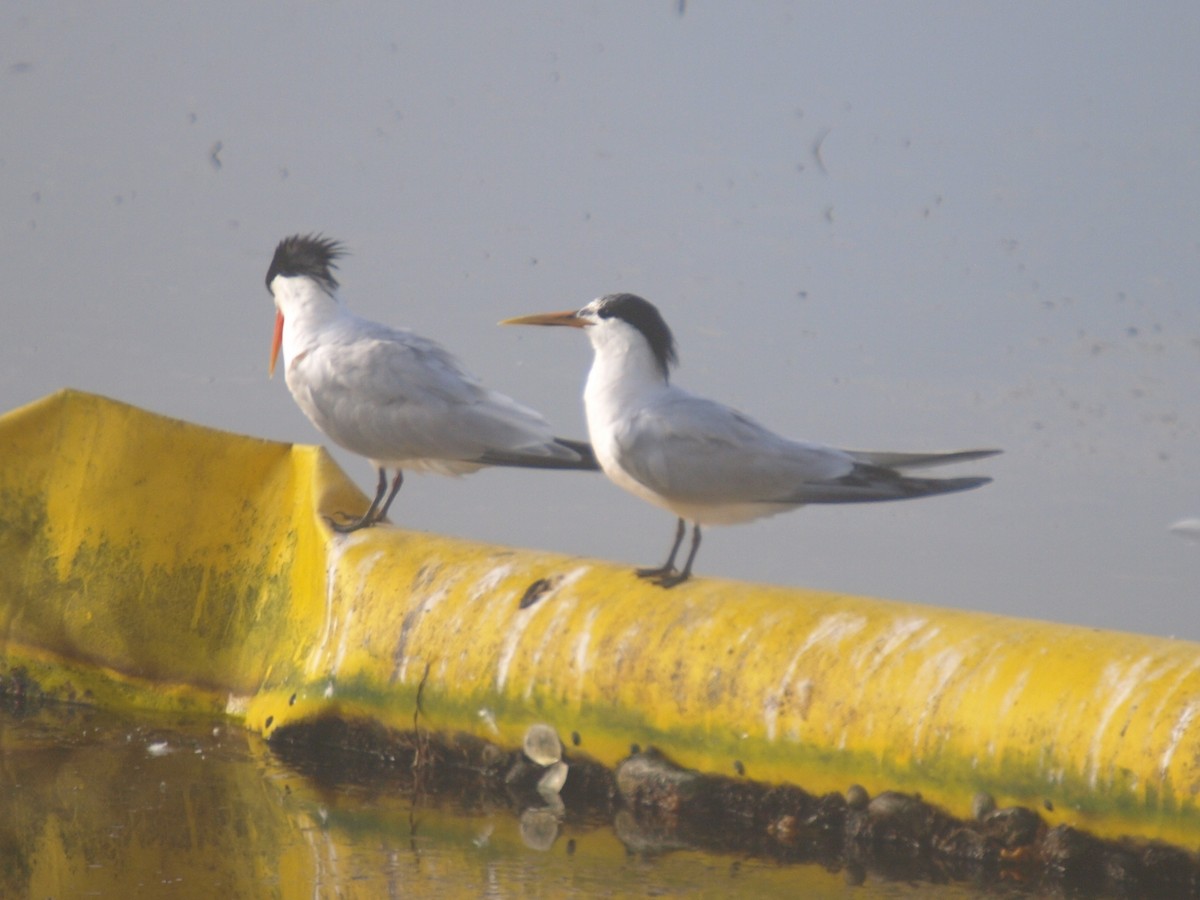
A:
505;293;998;587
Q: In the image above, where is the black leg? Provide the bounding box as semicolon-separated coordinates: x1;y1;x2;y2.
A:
374;469;405;523
329;467;389;533
636;518;687;581
656;524;700;588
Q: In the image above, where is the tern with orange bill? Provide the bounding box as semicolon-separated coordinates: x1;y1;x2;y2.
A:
264;234;597;532
504;293;998;587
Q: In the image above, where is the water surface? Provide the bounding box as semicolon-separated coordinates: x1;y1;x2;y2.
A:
1;704;1020;898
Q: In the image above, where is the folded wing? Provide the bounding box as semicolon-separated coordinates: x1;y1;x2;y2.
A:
301;318;594;469
613;390;995;506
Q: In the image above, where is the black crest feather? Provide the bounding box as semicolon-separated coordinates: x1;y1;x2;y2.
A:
266;234;346;293
594;293;678;378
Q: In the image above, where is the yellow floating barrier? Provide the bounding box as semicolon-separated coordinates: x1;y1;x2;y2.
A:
1;389;1198;846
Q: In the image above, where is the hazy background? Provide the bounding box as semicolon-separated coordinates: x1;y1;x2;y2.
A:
3;2;1196;638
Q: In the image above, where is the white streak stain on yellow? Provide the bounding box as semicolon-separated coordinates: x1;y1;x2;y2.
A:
1159;700;1200;787
307;531;366;677
763;612;867;742
1087;656;1153;789
911;646;965;754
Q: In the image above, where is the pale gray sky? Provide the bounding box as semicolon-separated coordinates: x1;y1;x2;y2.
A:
3;2;1197;637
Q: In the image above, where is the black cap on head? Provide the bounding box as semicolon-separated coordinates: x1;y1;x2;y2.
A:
266;234;345;293
593;293;678;378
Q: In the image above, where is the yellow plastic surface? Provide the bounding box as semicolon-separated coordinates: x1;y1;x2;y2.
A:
2;389;1199;845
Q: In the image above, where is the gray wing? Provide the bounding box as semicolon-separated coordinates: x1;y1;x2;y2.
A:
612;392;857;505
301;318;586;465
613;390;995;505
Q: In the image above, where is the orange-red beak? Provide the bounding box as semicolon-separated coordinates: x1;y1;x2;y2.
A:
269;310;284;378
500;310;589;328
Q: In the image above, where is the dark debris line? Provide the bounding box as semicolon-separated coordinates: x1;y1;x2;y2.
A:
269;717;1200;897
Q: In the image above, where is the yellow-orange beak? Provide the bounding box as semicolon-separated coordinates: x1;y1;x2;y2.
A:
500;310;589;328
269;309;284;378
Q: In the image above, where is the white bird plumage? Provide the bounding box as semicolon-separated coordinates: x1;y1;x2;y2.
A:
265;234;596;531
1170;518;1200;544
504;293;998;587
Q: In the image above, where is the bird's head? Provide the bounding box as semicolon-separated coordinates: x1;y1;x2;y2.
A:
503;293;678;380
265;234;345;377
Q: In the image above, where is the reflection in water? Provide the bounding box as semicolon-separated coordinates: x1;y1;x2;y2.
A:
0;704;879;897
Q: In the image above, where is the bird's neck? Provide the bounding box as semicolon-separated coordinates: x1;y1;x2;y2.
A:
583;335;670;425
275;277;345;361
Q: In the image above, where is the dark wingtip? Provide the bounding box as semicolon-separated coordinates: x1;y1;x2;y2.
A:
890;473;994;498
553;437;600;470
476;438;600;472
942;475;993;492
